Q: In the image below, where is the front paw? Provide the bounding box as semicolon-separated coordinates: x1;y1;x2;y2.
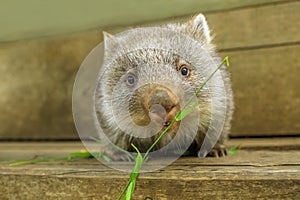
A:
207;145;228;157
197;145;228;158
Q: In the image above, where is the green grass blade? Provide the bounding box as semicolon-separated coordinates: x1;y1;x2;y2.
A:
125;180;136;200
118;180;131;200
9;156;67;167
119;144;144;200
67;152;92;160
9;151;92;167
228;144;241;155
175;101;200;121
224;56;230;66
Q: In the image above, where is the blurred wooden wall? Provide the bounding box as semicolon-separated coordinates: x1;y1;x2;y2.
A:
0;0;299;139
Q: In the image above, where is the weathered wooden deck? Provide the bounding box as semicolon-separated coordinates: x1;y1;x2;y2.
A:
1;138;299;199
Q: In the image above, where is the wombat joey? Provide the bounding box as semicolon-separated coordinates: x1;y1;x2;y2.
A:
94;14;234;160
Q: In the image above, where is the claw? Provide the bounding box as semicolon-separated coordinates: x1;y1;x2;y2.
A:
207;146;228;158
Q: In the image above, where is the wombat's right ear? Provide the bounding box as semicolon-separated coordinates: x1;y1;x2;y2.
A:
190;14;212;43
103;31;119;51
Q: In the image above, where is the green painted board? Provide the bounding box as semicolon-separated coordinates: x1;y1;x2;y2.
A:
0;0;285;42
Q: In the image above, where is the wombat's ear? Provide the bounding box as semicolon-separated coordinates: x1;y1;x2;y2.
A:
191;14;212;43
103;31;119;51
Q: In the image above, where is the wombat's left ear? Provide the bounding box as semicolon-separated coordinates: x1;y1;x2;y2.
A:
103;31;118;50
191;14;212;43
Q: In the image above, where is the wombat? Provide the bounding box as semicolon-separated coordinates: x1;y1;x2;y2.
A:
94;14;234;160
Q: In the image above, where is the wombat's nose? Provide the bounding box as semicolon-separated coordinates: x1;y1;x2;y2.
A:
148;89;180;126
149;89;174;112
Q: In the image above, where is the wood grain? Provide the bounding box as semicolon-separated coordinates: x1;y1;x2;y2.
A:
105;1;300;50
0;31;101;139
221;44;300;136
1;138;300;160
0;140;299;199
207;1;300;50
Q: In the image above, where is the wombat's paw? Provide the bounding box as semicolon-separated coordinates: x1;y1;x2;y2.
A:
197;145;228;158
207;146;228;157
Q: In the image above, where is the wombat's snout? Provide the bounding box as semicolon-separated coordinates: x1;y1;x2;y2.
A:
128;84;180;129
148;89;180;127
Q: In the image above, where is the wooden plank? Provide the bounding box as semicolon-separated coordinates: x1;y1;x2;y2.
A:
207;1;300;50
228;137;300;150
0;141;299;199
0;31;101;139
1;138;300;160
220;44;300;136
0;142;85;160
105;1;300;50
0;0;286;42
1;169;298;200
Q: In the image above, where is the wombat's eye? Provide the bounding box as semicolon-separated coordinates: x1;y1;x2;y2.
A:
176;59;191;77
126;74;135;86
179;65;190;76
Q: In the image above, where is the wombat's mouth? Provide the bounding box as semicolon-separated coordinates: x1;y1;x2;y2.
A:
161;120;180;133
150;104;181;130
